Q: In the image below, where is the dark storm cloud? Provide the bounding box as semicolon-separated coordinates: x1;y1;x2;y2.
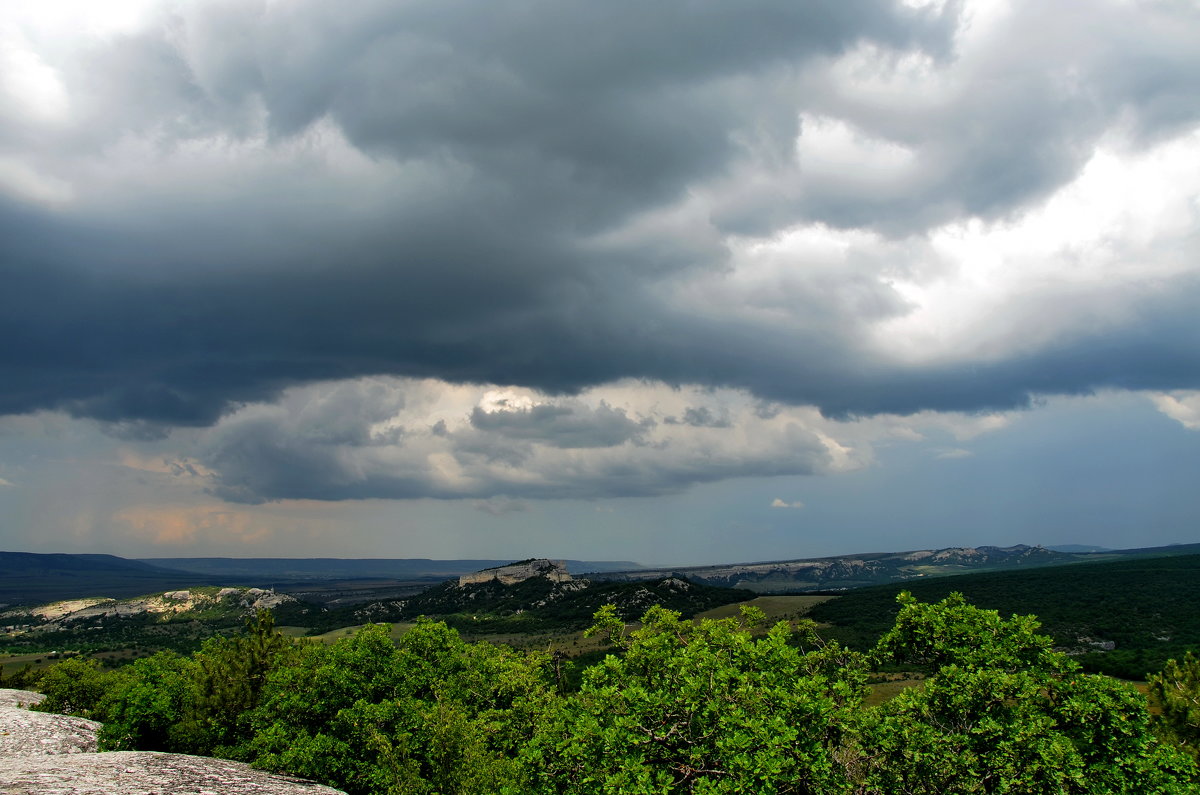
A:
2;0;1200;434
664;407;732;428
469;403;648;448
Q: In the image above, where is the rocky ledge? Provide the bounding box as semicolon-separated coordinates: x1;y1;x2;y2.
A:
459;558;572;586
0;691;99;757
0;689;345;795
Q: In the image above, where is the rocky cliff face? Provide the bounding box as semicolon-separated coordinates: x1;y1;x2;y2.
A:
0;689;346;795
590;545;1066;592
458;558;572;586
4;587;296;633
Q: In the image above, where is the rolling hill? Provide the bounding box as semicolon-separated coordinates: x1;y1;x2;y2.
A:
806;552;1200;679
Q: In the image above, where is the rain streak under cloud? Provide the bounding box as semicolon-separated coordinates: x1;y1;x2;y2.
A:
1;0;1199;563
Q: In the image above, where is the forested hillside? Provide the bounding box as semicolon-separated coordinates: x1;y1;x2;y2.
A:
20;597;1200;794
807;553;1200;678
325;574;753;634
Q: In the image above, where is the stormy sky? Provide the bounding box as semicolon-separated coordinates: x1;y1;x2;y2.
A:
1;0;1199;564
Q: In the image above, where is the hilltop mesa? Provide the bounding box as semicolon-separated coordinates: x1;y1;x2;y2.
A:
458;558;572;587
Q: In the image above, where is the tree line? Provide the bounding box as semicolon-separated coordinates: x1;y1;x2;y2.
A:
27;594;1200;794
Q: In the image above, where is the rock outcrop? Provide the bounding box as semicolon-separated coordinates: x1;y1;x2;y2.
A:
1;752;347;794
0;690;45;709
0;689;346;795
458;558;572;586
0;691;99;757
6;587;296;632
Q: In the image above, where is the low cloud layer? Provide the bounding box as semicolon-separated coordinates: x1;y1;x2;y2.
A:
0;0;1198;437
193;379;844;503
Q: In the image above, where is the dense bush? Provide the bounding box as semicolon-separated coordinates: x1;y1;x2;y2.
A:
856;593;1194;793
245;619;558;794
1149;651;1200;764
30;594;1199;794
523;605;865;793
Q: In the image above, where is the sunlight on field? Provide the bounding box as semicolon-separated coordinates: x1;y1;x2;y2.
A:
304;623;417;644
697;595;835;622
1;652;59;676
865;677;926;707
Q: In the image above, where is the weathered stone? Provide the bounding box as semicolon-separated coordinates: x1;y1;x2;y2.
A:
0;751;347;794
0;690;45;709
458;558;571;586
0;689;346;794
0;702;99;757
3;588;299;632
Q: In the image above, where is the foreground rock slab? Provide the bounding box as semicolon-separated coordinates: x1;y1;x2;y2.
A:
0;703;99;757
0;689;346;794
0;690;45;709
0;751;347;794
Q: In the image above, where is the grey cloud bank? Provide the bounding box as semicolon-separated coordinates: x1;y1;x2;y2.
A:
2;0;1198;431
0;0;1199;558
196;380;837;504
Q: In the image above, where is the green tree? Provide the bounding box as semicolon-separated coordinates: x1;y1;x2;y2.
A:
93;650;197;751
1149;652;1200;763
524;604;867;794
247;620;558;795
175;609;297;756
856;592;1196;794
32;656;112;718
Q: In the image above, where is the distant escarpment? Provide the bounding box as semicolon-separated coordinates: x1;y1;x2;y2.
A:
591;545;1094;592
4;586;299;631
1;587;316;657
0;552;215;607
459;558;573;586
332;559;751;633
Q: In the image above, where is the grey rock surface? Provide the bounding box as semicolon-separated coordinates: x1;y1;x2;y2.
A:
0;700;99;757
0;752;346;794
0;689;346;794
459;558;571;586
0;691;45;709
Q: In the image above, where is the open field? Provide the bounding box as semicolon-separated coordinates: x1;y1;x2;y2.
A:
303;623;417;644
696;594;834;622
1;652;60;677
864;676;926;707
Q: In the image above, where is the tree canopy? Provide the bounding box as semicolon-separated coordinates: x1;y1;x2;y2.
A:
31;593;1199;794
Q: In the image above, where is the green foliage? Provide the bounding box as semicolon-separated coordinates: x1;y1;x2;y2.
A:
174;609;298;756
94;650;197;751
872;591;1062;672
0;662;41;690
1149;652;1200;763
856;593;1196;794
525;605;867;794
24;599;1199;794
808;554;1200;679
32;656;111;717
246;619;559;795
581;603;627;649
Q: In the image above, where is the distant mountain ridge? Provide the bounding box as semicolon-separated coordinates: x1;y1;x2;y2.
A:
5;542;1198;606
0;552;213;606
0;552;189;578
588;543;1200;593
0;552;639;607
138;557;641;580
